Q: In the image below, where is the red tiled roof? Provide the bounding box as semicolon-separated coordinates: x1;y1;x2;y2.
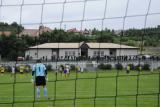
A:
67;28;80;33
0;31;12;36
20;26;52;37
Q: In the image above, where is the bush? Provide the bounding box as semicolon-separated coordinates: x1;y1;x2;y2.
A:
46;64;52;71
25;65;32;72
135;65;139;71
115;63;123;70
104;64;112;70
70;64;75;70
128;64;135;70
98;63;105;70
86;63;94;67
135;65;142;71
98;63;112;70
5;66;12;72
142;64;150;71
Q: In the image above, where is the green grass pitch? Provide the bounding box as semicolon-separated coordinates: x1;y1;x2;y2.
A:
0;70;159;107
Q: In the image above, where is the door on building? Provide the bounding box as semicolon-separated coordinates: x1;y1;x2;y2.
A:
52;49;58;60
81;48;88;57
109;49;116;56
80;43;89;58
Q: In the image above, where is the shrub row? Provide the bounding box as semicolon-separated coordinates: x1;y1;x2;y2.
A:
1;63;151;72
98;63;112;70
98;63;151;71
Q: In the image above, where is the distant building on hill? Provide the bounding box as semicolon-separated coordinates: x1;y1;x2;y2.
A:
19;26;52;37
114;30;122;35
0;31;12;36
67;28;92;35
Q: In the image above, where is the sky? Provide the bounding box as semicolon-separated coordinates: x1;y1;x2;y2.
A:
0;0;160;30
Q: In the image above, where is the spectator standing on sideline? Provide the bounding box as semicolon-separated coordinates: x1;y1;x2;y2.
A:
11;66;15;76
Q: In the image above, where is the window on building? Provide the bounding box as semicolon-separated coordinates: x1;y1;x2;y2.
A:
94;51;97;56
97;51;100;55
69;51;71;56
101;51;104;56
65;51;68;56
73;51;75;56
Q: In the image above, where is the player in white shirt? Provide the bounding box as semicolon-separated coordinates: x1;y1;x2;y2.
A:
64;64;70;78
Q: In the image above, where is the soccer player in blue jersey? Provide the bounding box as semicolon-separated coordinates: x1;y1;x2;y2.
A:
31;60;48;100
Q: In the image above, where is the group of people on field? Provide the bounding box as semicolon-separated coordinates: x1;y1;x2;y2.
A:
1;60;84;100
31;60;84;100
0;64;30;74
0;59;135;100
0;65;15;75
58;64;70;78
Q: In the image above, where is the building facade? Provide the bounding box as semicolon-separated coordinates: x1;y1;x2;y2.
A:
25;42;139;60
19;26;52;37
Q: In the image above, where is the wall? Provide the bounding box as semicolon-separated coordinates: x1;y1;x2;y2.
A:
25;49;52;60
116;49;138;56
59;49;81;58
25;48;139;60
88;49;110;57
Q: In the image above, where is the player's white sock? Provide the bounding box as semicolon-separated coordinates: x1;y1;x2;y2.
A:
36;87;40;99
44;87;48;98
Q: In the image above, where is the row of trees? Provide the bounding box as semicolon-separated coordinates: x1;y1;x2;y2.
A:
38;28;118;43
98;63;151;71
0;22;24;34
123;26;160;47
0;35;28;60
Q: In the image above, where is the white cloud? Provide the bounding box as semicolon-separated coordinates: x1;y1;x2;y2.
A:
21;5;42;24
63;2;84;21
23;0;44;4
146;14;160;28
124;16;146;29
149;0;160;13
43;3;63;23
127;0;149;16
106;0;127;18
45;0;65;3
2;0;23;5
82;20;102;30
0;6;21;23
84;0;106;19
104;18;123;30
